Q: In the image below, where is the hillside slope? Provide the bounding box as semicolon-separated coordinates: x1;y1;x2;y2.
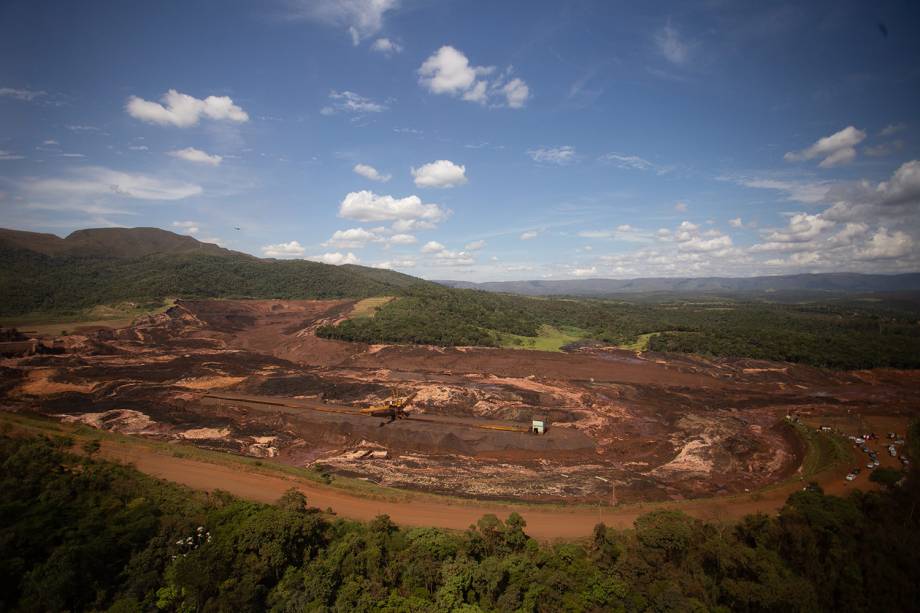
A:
0;227;423;316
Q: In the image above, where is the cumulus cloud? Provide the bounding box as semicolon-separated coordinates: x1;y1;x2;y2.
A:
673;201;688;213
262;241;306;258
323;227;377;248
126;90;249;127
320;90;386;115
784;126;866;168
286;0;398;44
309;252;360;265
339;191;449;226
655;24;689;65
501;78;530;108
411;159;468;188
856;228;913;260
763;213;834;243
421;240;445;253
168;147;222;166
527;146;575;165
729;217;743;228
464;239;486;251
370;37;402;54
520;231;538;240
388;233;417;245
417;46;529;108
353;163;390;182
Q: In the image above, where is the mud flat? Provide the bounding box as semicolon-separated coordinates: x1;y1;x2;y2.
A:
3;298;919;505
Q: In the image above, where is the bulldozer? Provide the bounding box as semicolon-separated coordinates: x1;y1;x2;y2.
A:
360;386;414;424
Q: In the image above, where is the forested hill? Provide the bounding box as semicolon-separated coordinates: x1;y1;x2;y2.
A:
439;272;920;297
0;227;424;316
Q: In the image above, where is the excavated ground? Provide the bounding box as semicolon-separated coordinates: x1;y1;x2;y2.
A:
2;298;919;504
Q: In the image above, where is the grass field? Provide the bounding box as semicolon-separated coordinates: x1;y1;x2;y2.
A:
497;324;586;352
0;299;175;335
347;296;394;319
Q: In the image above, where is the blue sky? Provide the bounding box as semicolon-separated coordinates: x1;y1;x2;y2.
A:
1;0;919;280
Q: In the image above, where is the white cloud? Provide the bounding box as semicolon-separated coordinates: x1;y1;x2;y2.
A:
655;24;689;65
321;90;386;115
43;139;59;146
762;213;834;243
411;159;468;188
0;87;46;101
599;153;658;172
421;240;445;253
520;230;538;240
172;220;200;235
286;0;398;44
464;239;486;250
502;78;530;108
370;37;402;54
353;163;391;182
880;123;906;137
674;201;688;212
417;46;529;108
262;241;306;258
126;89;249;127
168;147;222;166
391;218;436;232
128;145;149;151
527;146;575;165
309;251;360;265
679;234;733;253
729;217;743;228
856;228;913;260
339;190;449;225
784;126;866;168
376;258;416;269
388;233;416;245
573;266;598;277
733;177;831;204
0;150;25;161
324;227;377;248
419;46;490;95
24;166;202;201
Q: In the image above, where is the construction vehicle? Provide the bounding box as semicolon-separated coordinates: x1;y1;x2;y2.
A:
360;386;414;424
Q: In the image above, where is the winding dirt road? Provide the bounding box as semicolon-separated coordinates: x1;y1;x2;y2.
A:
100;438;868;540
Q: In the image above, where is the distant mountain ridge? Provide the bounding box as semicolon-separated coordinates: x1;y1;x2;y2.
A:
0;227;239;259
437;273;920;296
0;227;424;316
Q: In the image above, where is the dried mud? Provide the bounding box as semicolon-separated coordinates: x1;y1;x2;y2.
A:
3;298;919;504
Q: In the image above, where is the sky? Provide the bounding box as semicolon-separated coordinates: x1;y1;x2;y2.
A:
1;0;919;281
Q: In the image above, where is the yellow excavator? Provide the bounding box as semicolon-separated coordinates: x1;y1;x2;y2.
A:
360;386;414;424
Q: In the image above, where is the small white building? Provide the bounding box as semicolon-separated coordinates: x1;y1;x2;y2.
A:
532;418;545;435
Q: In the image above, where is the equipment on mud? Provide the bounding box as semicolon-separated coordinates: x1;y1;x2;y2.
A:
360;386;414;424
531;418;546;435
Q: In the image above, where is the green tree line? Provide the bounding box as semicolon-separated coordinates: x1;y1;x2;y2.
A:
2;430;919;612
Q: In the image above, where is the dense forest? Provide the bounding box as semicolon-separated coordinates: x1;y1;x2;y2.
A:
0;247;421;316
1;430;919;612
317;285;920;369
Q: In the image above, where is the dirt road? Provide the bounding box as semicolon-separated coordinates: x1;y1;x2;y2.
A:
100;438;871;540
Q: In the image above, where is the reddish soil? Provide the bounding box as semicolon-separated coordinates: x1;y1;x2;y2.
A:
2;298;918;509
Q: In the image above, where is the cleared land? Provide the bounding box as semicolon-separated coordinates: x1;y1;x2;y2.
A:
2;298;917;525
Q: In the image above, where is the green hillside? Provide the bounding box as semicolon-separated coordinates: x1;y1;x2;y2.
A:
0;228;423;316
